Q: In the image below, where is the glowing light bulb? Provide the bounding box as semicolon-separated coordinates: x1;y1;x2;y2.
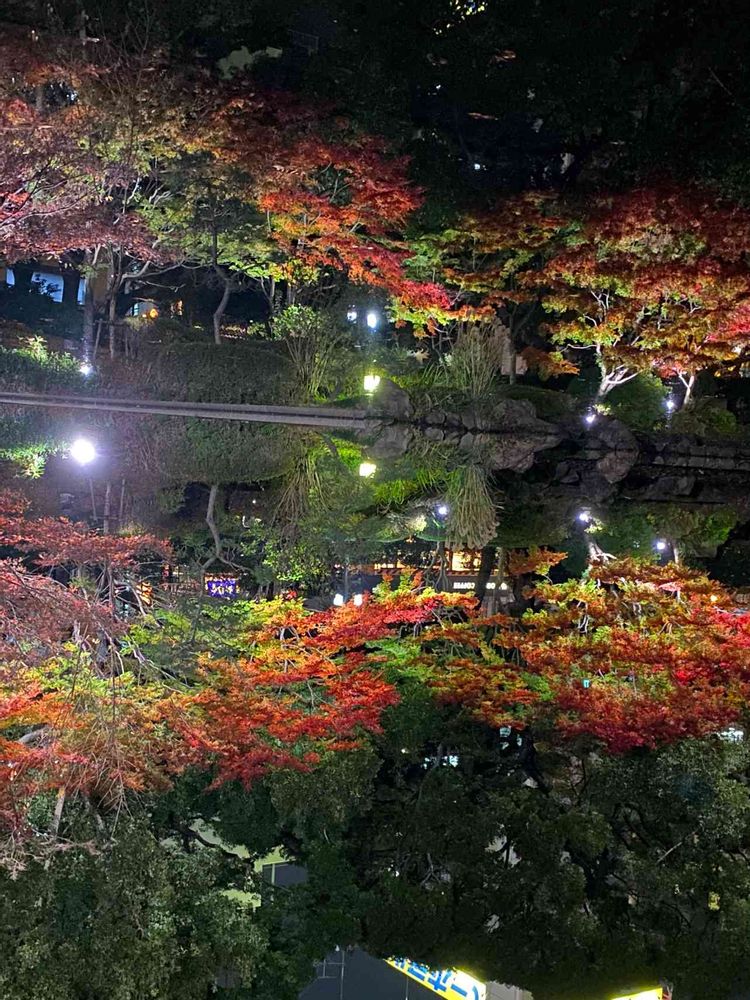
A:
436;503;449;517
366;310;379;330
359;461;377;478
665;398;676;412
577;511;592;524
69;437;96;465
363;373;381;392
79;362;93;377
584;411;596;425
655;539;667;552
353;593;364;607
333;593;345;607
347;306;358;322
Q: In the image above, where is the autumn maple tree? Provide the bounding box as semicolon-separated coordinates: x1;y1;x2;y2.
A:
414;193;574;369
433;557;750;750
182;85;452;331
524;186;750;400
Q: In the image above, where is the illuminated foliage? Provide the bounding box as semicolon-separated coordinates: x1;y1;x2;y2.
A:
525;187;750;396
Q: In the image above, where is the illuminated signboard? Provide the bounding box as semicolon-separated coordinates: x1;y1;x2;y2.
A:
205;577;238;598
386;959;486;1000
611;991;663;1000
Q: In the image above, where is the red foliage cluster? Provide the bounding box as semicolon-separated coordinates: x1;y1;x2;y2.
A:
0;490;169;667
184;86;454;328
1;487;748;847
169;589;467;786
523;186;750;392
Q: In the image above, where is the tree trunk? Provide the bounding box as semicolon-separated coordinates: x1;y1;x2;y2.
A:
108;294;117;359
61;266;81;307
102;481;112;535
475;545;497;607
12;263;35;295
213;276;231;345
118;479;126;529
82;252;95;359
681;374;696;407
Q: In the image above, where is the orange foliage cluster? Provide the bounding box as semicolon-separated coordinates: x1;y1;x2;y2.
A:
193;87;453;328
524;186;750;391
2;487;749;844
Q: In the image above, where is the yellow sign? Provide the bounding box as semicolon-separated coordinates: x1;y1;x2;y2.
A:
386;959;486;1000
611;990;663;1000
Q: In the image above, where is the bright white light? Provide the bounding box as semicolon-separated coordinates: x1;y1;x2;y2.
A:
347;306;358;322
359;461;377;478
473;162;482;171
577;511;591;523
719;727;744;743
436;503;449;517
655;539;667;552
665;398;676;412
499;581;509;591
79;362;93;377
353;593;364;607
69;437;96;465
366;310;379;330
363;373;381;393
584;411;596;425
333;593;345;607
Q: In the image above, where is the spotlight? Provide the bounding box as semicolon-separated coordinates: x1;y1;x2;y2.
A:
69;437;96;465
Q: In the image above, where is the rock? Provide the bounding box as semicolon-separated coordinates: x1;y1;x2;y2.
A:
591;418;638;454
637;475;696;499
458;429;563;473
370;423;413;458
590;418;639;483
597;449;638;483
370;379;413;421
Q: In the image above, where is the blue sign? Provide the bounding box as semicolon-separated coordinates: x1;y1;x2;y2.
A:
205;577;239;598
386;959;485;1000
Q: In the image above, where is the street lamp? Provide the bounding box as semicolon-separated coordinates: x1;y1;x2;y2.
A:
69;437;97;465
